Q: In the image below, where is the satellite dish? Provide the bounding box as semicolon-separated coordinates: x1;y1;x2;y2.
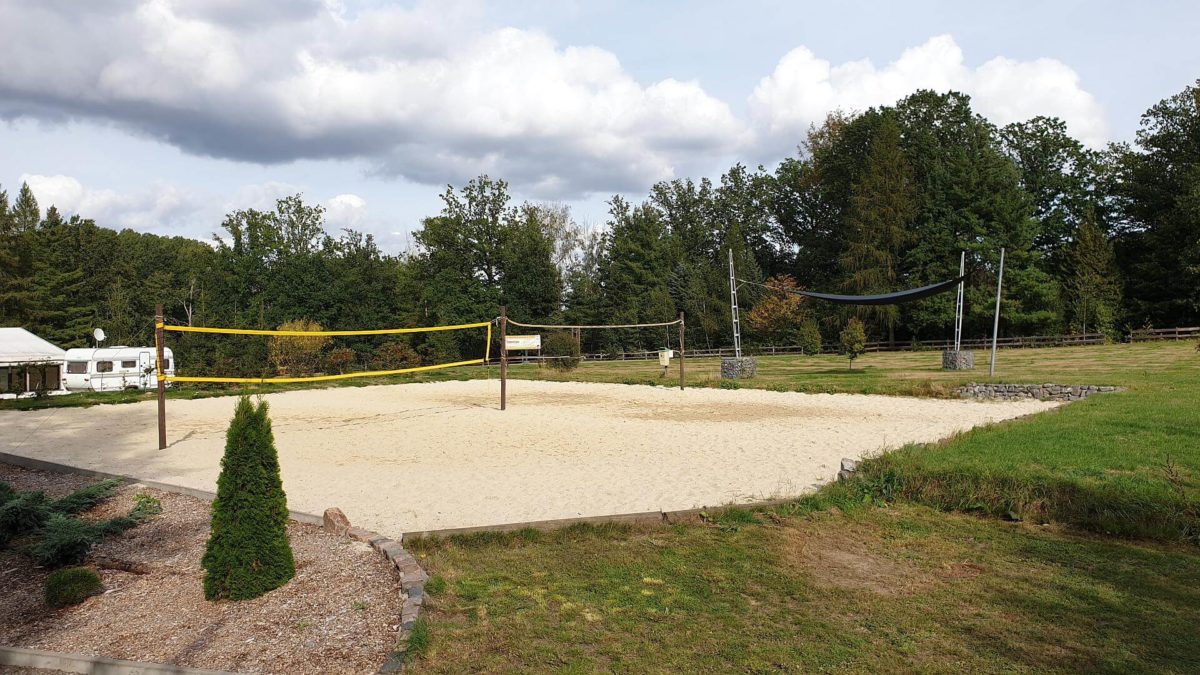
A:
93;328;106;343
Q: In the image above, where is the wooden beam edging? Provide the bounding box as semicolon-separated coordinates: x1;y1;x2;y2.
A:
0;451;323;525
0;645;234;675
399;496;804;540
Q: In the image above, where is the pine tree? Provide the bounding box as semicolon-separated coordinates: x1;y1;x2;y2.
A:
12;183;40;233
839;116;916;344
0;187;30;324
202;396;295;601
1063;215;1122;336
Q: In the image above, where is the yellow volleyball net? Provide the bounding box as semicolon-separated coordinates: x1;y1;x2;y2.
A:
155;320;493;385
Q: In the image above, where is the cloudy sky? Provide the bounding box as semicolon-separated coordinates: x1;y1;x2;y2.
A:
2;0;1197;251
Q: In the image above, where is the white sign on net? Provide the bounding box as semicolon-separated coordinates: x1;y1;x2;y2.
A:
505;334;542;351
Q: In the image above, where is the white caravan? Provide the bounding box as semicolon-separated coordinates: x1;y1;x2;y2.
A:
62;347;175;392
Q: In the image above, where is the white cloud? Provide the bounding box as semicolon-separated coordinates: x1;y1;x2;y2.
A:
0;1;742;198
749;35;1107;149
20;173;207;233
0;3;1108;201
225;181;303;212
324;193;366;229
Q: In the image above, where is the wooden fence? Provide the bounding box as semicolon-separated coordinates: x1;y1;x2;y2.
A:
1129;326;1200;342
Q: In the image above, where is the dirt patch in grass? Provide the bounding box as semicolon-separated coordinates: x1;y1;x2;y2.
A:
0;465;403;675
780;515;936;596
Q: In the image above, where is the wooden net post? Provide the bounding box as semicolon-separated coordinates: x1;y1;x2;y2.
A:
678;312;686;391
155;304;167;450
500;305;508;411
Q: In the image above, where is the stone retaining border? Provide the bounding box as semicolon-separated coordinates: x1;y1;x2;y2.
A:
320;508;427;673
958;383;1120;402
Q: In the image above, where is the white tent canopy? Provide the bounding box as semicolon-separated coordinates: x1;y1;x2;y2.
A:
0;327;66;364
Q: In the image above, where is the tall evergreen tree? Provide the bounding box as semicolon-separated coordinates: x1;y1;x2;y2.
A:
1063;215;1122;336
1116;80;1200;327
839;115;917;342
12;182;40;233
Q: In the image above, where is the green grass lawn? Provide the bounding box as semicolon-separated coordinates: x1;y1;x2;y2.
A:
405;502;1200;673
506;340;1195;397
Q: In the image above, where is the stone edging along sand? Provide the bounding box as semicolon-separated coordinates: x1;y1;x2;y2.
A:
958;383;1122;402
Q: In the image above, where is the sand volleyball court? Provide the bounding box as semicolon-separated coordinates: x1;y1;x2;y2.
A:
1;380;1057;536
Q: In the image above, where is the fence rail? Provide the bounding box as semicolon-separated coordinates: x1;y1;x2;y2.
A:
1129;326;1200;341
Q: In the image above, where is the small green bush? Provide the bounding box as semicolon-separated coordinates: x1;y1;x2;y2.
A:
839;318;867;369
542;331;581;371
0;482;15;507
0;491;52;544
372;341;421;370
44;567;103;608
798;320;823;355
202;396;295;601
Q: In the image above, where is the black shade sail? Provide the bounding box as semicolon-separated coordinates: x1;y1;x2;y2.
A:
795;276;966;305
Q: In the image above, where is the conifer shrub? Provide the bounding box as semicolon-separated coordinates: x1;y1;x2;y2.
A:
44;567;104;608
0;491;52;545
51;479;121;514
202;396;295;601
32;514;101;567
28;492;162;567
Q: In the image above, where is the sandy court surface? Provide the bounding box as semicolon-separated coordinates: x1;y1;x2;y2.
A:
0;380;1058;536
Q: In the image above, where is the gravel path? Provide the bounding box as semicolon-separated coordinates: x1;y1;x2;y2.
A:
0;380;1058;536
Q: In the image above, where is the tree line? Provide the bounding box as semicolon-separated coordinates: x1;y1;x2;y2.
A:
0;81;1196;376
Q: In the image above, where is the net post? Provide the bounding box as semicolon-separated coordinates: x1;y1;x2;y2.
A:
678;312;685;391
155;304;167;450
500;305;508;411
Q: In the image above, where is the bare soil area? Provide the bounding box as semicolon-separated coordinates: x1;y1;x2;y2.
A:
0;465;403;674
0;379;1058;536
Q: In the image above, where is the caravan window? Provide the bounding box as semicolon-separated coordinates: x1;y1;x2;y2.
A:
96;361;113;373
121;360;137;369
67;362;87;374
163;359;172;370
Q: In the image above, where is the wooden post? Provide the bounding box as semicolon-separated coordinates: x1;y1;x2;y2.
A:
155;304;167;450
678;312;686;390
499;305;508;411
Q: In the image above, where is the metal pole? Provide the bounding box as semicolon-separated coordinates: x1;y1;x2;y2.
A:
155;304;167;450
678;312;686;391
955;250;965;351
989;248;1005;379
728;248;742;359
499;305;508;411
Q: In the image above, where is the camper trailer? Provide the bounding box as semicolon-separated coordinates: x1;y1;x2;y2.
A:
62;347;174;392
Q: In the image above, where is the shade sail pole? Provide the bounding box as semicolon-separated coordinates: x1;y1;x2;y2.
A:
954;251;965;351
989;248;1005;378
728;249;742;359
